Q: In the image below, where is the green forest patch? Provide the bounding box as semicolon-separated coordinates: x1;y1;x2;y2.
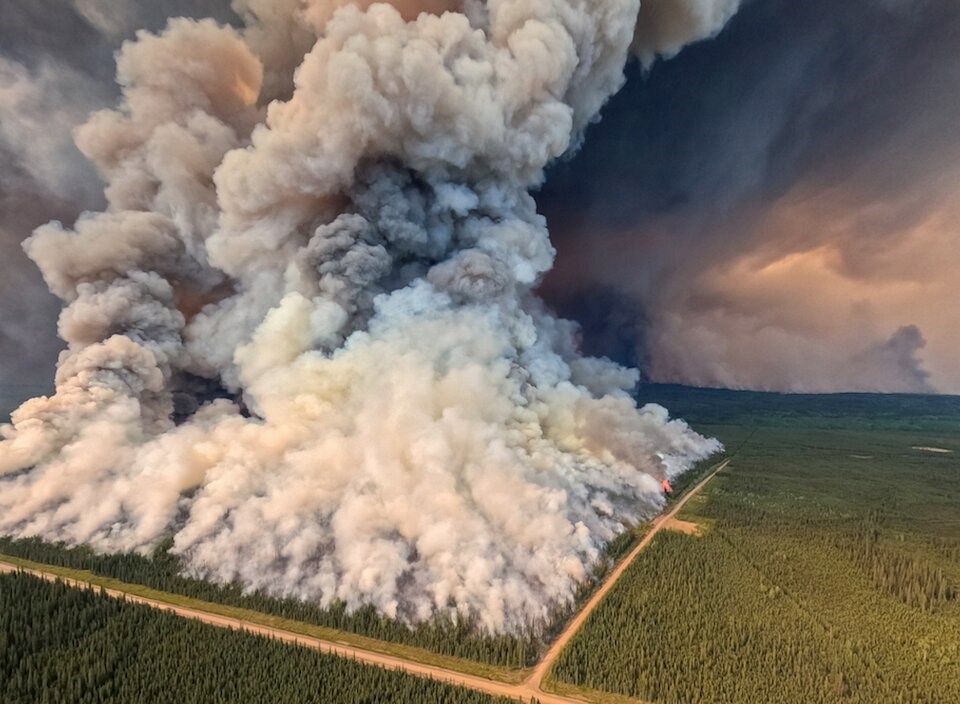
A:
548;388;960;704
0;552;529;684
0;570;516;704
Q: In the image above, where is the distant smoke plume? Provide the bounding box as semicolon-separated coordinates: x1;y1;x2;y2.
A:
0;2;731;632
852;326;932;395
0;58;106;410
540;0;960;394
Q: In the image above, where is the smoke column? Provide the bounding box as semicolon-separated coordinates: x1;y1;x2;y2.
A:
0;1;733;633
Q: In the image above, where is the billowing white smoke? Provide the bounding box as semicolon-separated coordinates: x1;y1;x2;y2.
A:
0;1;730;633
634;0;741;66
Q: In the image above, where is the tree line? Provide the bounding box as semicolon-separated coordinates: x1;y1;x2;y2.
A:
0;513;656;671
0;536;537;668
0;570;519;704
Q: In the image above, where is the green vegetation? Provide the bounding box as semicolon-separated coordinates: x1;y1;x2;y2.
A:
0;570;516;704
9;383;954;703
847;515;955;613
551;387;960;704
0;551;527;684
642;383;960;433
0;536;535;671
0;508;666;674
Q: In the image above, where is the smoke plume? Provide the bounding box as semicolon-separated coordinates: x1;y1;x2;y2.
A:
540;0;960;394
0;1;732;632
633;0;741;66
0;0;239;413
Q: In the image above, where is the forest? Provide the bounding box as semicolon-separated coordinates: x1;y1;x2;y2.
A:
550;391;960;704
639;383;960;431
4;386;956;704
0;460;678;671
0;570;518;704
0;535;536;668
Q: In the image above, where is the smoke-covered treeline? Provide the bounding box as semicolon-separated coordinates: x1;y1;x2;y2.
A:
0;1;736;633
0;536;536;667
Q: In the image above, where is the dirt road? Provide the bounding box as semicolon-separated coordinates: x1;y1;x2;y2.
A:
0;560;571;702
525;459;729;692
0;458;728;704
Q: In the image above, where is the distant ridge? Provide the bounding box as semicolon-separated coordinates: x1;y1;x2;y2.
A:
639;383;960;429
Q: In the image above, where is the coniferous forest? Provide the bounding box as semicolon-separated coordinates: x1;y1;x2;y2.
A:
550;388;960;704
0;535;537;668
3;388;958;704
0;570;515;704
0;497;655;670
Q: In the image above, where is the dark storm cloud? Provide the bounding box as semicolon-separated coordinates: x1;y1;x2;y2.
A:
539;0;960;393
550;285;651;373
543;0;959;226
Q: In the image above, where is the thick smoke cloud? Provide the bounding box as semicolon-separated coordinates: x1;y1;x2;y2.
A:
0;47;109;408
633;0;741;66
540;0;960;394
0;1;731;632
0;1;238;415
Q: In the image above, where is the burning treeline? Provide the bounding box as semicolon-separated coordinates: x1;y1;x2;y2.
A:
0;1;736;633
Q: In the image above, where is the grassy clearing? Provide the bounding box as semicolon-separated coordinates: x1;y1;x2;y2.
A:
0;552;530;685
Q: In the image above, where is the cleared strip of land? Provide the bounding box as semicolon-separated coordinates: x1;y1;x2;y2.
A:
0;457;730;704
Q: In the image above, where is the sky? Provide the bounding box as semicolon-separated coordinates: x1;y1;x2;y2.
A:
1;0;958;399
538;0;960;394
